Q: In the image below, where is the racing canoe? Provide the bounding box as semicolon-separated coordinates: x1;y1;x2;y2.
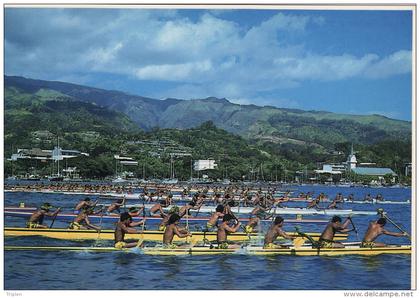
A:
4;245;411;256
4;210;329;224
3;227;348;242
4;205;378;216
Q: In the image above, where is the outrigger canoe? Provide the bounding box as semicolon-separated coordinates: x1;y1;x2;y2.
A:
3;227;348;242
340;199;410;205
4;245;411;256
4;206;378;216
4;210;329;224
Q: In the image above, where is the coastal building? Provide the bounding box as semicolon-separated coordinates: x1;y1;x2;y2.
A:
314;144;397;184
405;163;412;176
10;147;89;161
346;144;357;170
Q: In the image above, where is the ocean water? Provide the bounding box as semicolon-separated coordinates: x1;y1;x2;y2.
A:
4;184;412;290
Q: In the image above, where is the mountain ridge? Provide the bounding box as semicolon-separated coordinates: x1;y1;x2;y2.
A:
5;75;411;149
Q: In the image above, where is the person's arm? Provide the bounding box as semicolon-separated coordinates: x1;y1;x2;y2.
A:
120;224;139;234
191;202;202;210
85;217;100;231
338;228;353;233
342;218;351;229
46;207;61;217
129;219;146;227
174;226;191;238
116;198;126;207
159;205;168;217
225;223;241;233
383;229;407;237
278;228;294;240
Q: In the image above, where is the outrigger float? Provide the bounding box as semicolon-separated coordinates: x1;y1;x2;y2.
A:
4;244;411;256
3;227;349;242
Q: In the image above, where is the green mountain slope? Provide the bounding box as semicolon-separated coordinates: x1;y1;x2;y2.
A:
5;86;140;148
5;75;411;151
3;80;411;181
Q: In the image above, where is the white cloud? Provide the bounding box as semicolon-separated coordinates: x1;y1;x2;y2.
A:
230;96;301;109
134;60;213;81
5;8;412;104
364;50;412;78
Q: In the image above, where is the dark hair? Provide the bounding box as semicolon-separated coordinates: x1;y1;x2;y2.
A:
377;218;387;225
120;212;132;222
168;213;181;225
216;205;224;213
84;197;91;201
223;214;234;222
188;201;196;207
41;203;52;211
274;216;284;225
331;216;342;223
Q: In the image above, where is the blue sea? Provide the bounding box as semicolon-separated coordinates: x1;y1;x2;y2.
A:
3;184;412;290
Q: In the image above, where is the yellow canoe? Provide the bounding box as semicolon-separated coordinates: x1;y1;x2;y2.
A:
4;245;411;256
4;227;348;242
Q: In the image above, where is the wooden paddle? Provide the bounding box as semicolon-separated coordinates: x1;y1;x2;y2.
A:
292;237;306;249
141;196;146;232
348;216;360;241
96;207;105;240
378;209;411;240
187;235;200;248
135;234;145;248
49;207;61;228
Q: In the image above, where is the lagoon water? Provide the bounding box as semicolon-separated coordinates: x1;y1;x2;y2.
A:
4;184;412;290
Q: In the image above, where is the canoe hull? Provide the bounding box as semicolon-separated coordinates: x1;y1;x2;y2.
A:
4;227;348;242
4;245;411;256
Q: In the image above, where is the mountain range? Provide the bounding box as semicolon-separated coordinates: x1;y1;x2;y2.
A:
5;75;411;150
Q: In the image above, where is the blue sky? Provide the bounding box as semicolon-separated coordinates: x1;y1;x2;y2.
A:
5;8;413;120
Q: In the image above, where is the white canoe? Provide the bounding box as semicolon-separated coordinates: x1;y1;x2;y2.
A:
120;204;378;216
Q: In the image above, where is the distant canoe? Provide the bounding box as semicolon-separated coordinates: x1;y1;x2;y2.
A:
4;210;329;224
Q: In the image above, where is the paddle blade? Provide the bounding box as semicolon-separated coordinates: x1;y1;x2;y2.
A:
293;237;306;249
136;234;145;248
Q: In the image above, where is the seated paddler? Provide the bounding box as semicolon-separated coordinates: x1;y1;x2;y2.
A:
163;213;191;249
217;214;241;249
205;204;225;232
360;217;408;248
114;212;142;249
264;216;293;249
26;203;61;229
318;216;352;248
68;206;101;231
